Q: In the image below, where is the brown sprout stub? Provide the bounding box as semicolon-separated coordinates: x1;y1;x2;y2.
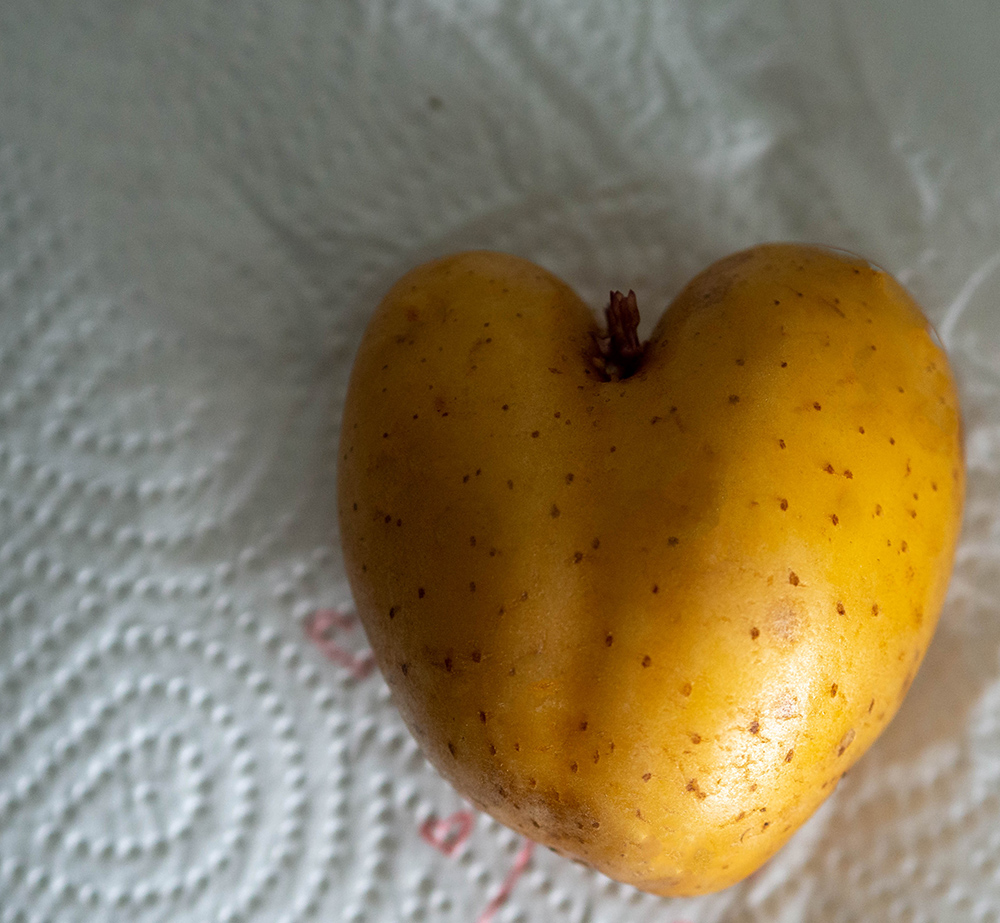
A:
604;290;644;379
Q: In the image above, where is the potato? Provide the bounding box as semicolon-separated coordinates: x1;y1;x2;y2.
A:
337;244;964;895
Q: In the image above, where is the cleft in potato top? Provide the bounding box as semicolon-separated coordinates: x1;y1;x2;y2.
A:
337;244;965;895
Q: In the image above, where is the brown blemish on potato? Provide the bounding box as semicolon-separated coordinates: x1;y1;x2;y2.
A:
681;682;693;697
686;779;707;800
750;627;760;640
748;719;760;735
785;750;795;763
788;572;800;586
837;729;856;757
836;602;845;615
641;655;652;667
780;498;788;511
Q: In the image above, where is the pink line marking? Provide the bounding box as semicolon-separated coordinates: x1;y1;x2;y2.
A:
419;810;475;857
477;839;535;923
305;608;376;680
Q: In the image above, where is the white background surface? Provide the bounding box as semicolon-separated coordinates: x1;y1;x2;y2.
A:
2;2;1000;921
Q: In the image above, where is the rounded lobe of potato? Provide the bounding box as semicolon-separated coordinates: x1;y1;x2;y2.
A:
337;245;964;896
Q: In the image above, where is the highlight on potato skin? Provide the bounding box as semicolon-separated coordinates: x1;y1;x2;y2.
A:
337;244;965;896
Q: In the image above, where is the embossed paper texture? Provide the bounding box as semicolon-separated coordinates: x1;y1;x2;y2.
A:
2;2;1000;921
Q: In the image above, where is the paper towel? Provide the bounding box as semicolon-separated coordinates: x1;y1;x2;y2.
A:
2;1;1000;921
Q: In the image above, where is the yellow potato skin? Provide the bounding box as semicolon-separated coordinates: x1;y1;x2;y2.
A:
337;245;964;895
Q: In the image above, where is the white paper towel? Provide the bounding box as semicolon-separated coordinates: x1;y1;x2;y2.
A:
2;2;1000;921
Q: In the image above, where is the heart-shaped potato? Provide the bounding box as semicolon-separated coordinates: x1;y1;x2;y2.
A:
337;244;964;895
